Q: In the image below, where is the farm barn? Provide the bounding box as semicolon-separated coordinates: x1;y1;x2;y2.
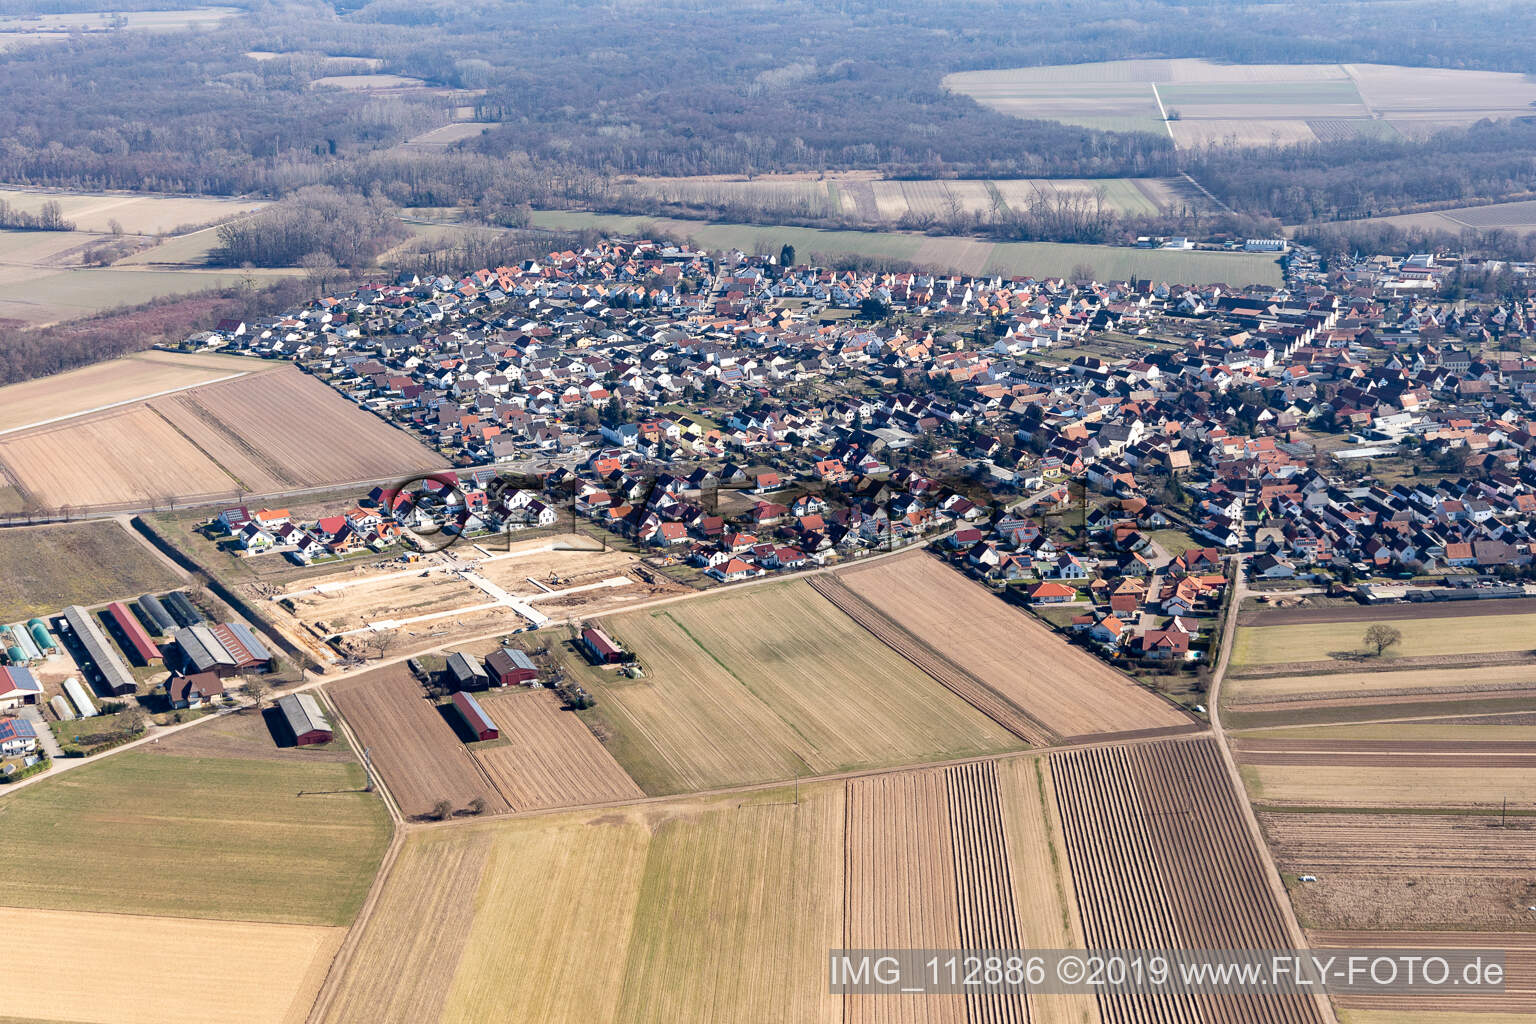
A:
485;647;537;686
105;601;161;665
135;594;176;635
171;622;272;678
61;605;137;696
579;627;625;665
277;693;333;746
0;666;42;709
452;691;498;741
446;651;490;692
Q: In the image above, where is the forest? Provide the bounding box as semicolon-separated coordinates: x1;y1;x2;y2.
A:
2;0;1536;258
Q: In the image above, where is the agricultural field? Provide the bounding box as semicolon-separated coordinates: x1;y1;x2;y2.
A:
528;211;1285;286
0;906;342;1024
0;186;286;324
615;172;1175;221
318;750;1103;1024
0;364;440;511
1229;606;1536;670
0;348;270;434
1330;196;1536;234
1260;809;1536;932
1051;737;1325;1024
944;59;1536;149
571;579;1024;794
0;740;389;924
471;688;643;810
1241;759;1536;809
320;783;845;1024
0;519;178;621
1224;661;1536;703
826;551;1194;742
327;664;510;819
0;186;267;235
1312;933;1536;1018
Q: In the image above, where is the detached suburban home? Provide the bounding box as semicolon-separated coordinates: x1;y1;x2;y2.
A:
1026;582;1078;604
0;716;38;756
1130;630;1192;661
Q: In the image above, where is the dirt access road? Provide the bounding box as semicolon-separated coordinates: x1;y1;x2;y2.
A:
1209;555;1339;1024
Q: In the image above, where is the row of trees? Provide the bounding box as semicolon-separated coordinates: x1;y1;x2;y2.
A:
0;198;72;230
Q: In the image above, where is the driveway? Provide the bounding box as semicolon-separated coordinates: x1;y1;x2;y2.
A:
19;704;63;759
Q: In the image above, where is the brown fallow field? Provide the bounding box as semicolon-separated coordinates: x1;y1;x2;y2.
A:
832;552;1194;742
471;689;643;811
1260;811;1536;933
1309;931;1536;1017
327;665;509;819
1051;738;1324;1024
147;367;441;490
0;363;440;511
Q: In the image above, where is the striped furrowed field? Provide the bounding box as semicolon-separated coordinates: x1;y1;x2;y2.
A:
825;552;1195;742
1051;737;1324;1024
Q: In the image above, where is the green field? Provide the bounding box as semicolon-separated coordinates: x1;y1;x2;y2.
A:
0;748;390;925
0;264;299;326
0;520;179;621
568;581;1023;794
530;211;1283;286
1230;613;1536;668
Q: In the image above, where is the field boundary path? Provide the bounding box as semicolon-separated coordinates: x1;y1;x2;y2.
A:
1209;556;1339;1024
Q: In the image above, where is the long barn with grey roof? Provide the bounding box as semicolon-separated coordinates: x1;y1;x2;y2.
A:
60;606;137;696
136;594;176;635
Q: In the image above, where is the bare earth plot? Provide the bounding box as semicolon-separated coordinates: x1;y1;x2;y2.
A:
0;403;239;509
328;664;510;818
471;688;643;811
147;367;441;489
0;363;440;510
1260;810;1536;932
0;349;270;434
831;551;1193;741
0;906;341;1024
317;830;493;1024
1224;662;1536;703
1311;932;1536;1017
579;579;1023;794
